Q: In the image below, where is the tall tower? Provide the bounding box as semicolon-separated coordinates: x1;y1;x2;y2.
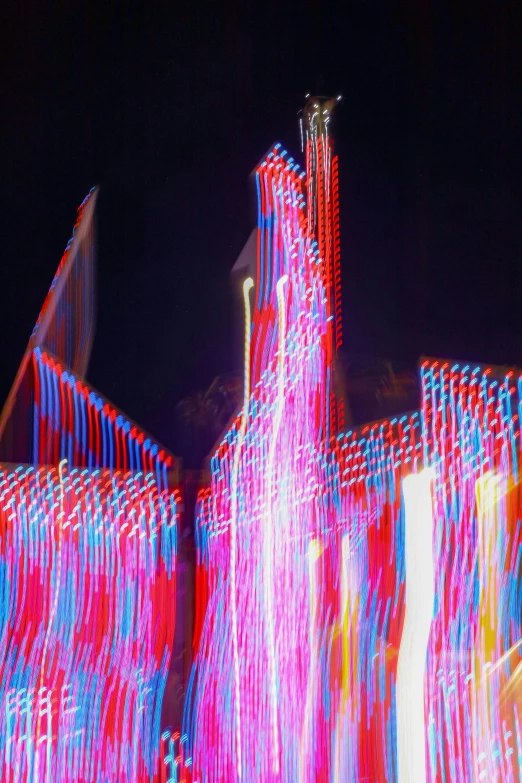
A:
301;95;344;429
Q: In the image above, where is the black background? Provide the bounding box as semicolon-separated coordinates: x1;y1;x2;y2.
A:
1;1;521;455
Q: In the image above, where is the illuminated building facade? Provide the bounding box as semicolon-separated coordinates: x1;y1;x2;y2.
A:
182;100;522;782
0;190;180;782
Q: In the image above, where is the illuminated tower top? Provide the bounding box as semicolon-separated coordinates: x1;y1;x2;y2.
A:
301;95;342;356
230;95;344;432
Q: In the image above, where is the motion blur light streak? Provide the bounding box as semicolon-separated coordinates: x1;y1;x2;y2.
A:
182;100;522;782
34;458;68;783
421;362;522;783
397;469;435;783
1;98;521;782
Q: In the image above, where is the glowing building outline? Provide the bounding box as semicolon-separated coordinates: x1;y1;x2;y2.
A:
0;189;180;782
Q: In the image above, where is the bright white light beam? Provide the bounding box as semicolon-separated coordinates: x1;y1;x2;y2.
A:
397;468;435;783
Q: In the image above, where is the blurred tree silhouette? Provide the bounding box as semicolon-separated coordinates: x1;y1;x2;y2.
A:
340;356;418;424
175;373;242;468
175;358;418;469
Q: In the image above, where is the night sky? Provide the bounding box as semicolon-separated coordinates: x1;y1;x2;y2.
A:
2;2;521;457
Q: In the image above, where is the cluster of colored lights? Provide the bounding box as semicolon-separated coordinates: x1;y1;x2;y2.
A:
0;465;178;782
182;118;522;781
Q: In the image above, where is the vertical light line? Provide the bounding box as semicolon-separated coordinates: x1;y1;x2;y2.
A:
264;274;288;776
397;468;435;783
35;458;67;783
334;533;353;781
473;471;503;781
300;538;320;782
230;277;254;780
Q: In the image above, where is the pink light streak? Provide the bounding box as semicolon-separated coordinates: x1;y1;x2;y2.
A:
0;465;178;782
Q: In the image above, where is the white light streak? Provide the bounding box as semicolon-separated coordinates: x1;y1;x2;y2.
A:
229;276;254;780
397;468;435;783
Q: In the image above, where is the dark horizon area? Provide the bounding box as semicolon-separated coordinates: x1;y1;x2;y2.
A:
2;2;521;460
